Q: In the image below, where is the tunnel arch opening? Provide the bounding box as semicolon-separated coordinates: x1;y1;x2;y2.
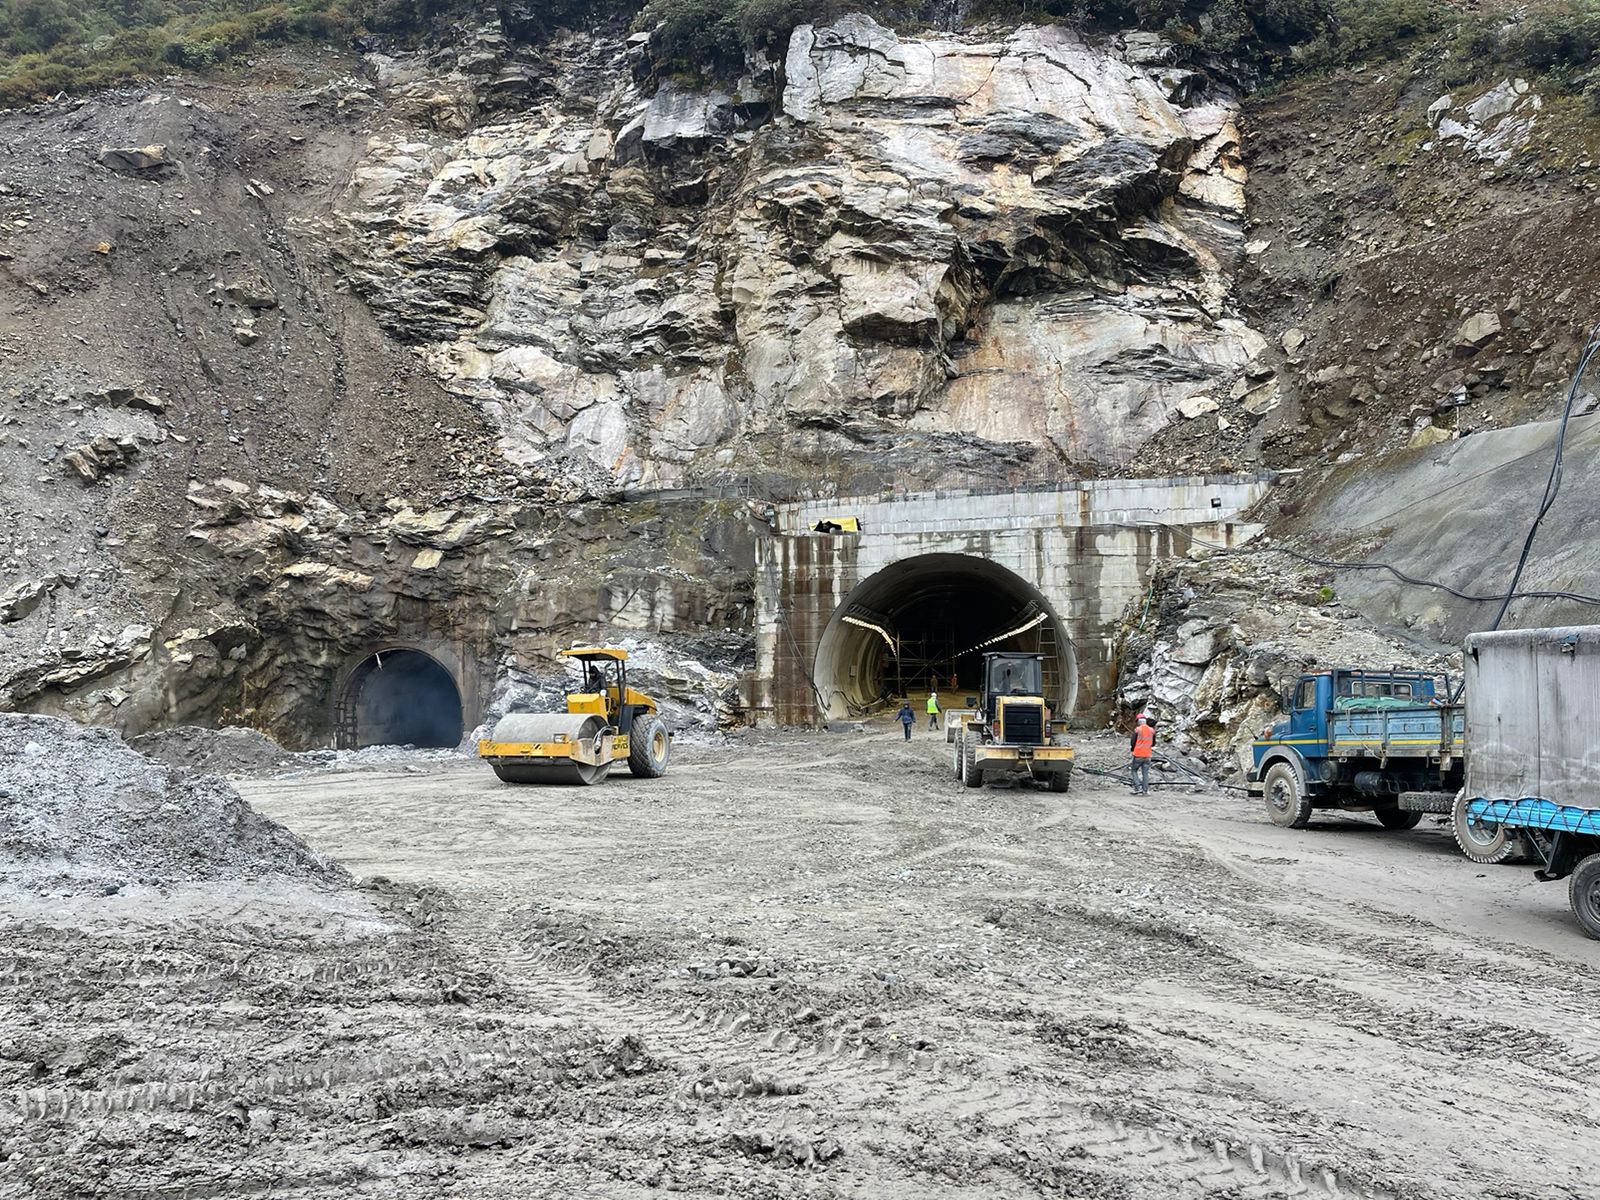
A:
340;648;464;749
812;553;1077;720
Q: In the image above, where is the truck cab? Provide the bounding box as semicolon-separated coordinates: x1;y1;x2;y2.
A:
1251;669;1462;830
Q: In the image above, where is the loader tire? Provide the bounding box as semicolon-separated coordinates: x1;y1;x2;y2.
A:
951;736;963;780
1452;792;1518;865
628;715;670;778
1047;768;1071;794
1569;854;1600;941
1375;805;1422;830
1263;762;1312;829
962;737;984;789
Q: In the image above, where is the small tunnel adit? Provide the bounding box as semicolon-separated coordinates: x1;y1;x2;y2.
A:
342;649;463;749
812;553;1077;720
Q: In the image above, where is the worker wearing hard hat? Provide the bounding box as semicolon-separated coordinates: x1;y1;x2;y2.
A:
1129;714;1156;795
926;690;940;731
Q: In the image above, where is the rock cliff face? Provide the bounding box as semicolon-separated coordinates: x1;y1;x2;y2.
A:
335;15;1264;493
6;12;1598;748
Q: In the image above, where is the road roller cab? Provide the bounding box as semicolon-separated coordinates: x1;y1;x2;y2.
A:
478;648;672;785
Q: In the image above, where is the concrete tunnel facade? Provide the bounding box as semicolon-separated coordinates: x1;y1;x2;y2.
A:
752;475;1275;726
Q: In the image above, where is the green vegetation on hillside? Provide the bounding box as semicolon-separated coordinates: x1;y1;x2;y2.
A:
0;0;369;103
7;0;1600;110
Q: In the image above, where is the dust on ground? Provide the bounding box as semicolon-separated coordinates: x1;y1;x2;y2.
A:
5;725;1597;1198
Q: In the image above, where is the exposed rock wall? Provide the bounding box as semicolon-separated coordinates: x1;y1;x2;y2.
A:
334;16;1267;493
9;15;1597;747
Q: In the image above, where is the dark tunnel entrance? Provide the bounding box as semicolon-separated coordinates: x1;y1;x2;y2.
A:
341;649;464;749
812;554;1077;720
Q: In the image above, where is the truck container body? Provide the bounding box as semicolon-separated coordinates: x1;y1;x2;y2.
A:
1463;626;1600;807
1461;626;1600;939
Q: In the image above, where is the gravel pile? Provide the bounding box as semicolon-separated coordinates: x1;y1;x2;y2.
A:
128;724;317;777
0;714;346;890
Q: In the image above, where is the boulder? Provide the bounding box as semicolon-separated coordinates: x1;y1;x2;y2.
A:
0;577;57;623
97;145;172;175
1454;311;1502;352
225;277;278;309
63;435;140;484
1408;424;1454;449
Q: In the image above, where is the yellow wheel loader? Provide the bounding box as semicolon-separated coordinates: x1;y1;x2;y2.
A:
953;652;1074;791
478;647;671;785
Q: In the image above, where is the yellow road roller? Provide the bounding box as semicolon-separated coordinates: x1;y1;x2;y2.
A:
478;647;671;785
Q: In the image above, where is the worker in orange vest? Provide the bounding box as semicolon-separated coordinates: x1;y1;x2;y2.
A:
1129;714;1156;795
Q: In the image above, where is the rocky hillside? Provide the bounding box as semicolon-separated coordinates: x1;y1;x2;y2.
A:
2;6;1599;749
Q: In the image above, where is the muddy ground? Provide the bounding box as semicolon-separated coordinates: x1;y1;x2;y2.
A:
5;727;1597;1199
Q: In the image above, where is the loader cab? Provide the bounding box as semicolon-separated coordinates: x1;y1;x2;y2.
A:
559;647;655;735
983;653;1044;713
979;652;1049;746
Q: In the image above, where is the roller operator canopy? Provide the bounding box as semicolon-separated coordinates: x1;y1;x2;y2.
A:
559;647;629;661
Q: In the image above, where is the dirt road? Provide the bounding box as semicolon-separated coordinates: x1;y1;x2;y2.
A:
8;727;1597;1198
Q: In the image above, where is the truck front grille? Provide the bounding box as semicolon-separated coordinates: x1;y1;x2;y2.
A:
1003;703;1044;745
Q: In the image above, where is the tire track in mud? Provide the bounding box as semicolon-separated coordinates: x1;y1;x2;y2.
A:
455;902;1408;1200
1073;801;1600;1090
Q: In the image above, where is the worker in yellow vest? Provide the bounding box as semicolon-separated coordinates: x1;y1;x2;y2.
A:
926;690;940;732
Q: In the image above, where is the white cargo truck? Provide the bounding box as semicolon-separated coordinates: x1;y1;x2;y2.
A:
1461;626;1600;940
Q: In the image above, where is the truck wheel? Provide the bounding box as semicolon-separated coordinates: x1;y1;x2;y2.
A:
628;715;670;778
1375;806;1422;830
962;738;984;789
1263;762;1312;829
1570;855;1600;941
951;735;963;780
1451;792;1518;865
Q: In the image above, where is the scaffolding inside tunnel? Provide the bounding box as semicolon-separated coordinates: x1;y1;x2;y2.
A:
812;553;1076;719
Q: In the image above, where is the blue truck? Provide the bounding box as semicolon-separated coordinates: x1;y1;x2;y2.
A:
1249;669;1467;833
1252;631;1600;940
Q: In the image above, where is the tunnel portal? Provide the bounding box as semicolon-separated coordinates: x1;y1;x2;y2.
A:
812;553;1076;719
341;648;464;749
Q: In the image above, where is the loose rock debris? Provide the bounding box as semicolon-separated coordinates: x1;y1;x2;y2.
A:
3;723;1597;1198
0;713;342;890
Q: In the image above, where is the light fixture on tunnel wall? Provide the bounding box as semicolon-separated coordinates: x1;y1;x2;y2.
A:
959;610;1049;658
843;614;898;656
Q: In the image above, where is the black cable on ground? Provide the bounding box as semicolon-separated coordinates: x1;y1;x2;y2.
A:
1489;322;1600;630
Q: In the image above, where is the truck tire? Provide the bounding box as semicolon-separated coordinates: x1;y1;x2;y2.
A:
1375;805;1423;830
1047;768;1071;793
1451;792;1519;865
628;715;670;778
951;736;963;780
962;738;985;789
1569;854;1600;941
1263;762;1312;829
